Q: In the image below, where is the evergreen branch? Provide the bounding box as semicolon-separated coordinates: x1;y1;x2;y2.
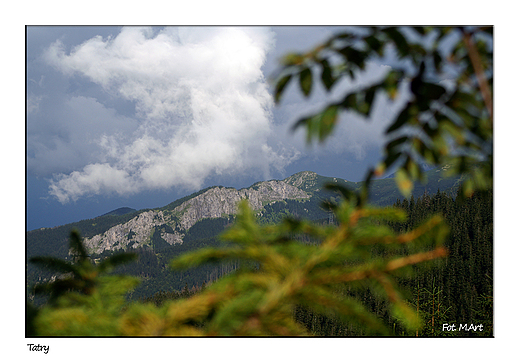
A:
298;285;391;335
395;215;446;244
29;256;79;275
384;247;448;272
68;229;89;261
308;246;447;286
462;30;493;123
97;252;137;274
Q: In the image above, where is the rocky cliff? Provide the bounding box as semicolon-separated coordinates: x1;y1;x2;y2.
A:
283;171;320;192
83;180;310;254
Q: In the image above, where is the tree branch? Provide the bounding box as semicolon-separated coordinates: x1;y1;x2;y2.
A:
462;30;493;123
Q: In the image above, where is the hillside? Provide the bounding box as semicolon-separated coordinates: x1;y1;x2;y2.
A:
27;167;462;301
100;207;137;217
27;168;462;256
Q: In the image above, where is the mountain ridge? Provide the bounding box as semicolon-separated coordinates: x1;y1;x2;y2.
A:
78;178;310;254
100;207;137;217
27;167;462;258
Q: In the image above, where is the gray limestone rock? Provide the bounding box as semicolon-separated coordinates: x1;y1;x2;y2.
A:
83;180;309;254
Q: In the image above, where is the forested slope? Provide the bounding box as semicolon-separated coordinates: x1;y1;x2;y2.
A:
294;188;493;336
27;168;462;304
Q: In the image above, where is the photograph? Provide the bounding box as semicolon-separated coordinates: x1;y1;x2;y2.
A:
26;25;494;340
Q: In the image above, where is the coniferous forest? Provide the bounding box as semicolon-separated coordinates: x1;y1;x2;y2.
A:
293;188;493;336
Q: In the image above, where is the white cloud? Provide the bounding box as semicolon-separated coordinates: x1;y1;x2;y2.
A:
49;163;135;203
42;27;296;203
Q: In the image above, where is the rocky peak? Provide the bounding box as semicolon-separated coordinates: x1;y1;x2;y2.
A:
83;179;309;254
283;171;320;192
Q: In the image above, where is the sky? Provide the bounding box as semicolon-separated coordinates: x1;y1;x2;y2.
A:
26;25;408;231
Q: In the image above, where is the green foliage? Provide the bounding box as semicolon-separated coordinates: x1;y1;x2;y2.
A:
165;200;448;336
28;230;139;336
274;26;492;202
28;201;450;336
29;230;138;305
32;275;139;336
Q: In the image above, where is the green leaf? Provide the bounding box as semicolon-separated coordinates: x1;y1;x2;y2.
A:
383;28;409;57
292;115;316;144
170;247;248;270
359;86;378;116
333;32;354;40
364;35;384;55
395;169;413;198
386;136;408;152
438;119;465;145
365;86;376;108
337;46;367;70
432;133;449;156
420;82;446;100
382;69;402;99
391;300;422;333
318;105;339;141
299;286;391;335
411;137;437;165
432;50;443;72
462;178;475;198
405;156;422;181
299;67;313;97
274;74;292;104
320;58;335;91
412;27;426;35
292;105;339;143
422;121;438;138
281;53;304;66
340;93;357;109
386;102;412;134
383;151;403;171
